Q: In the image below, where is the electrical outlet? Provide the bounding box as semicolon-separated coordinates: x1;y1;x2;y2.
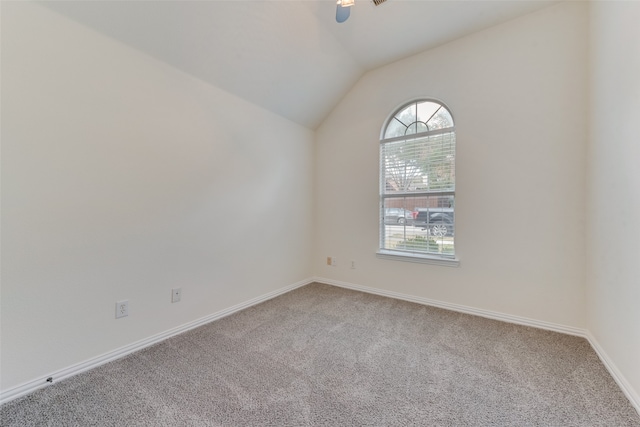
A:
351;260;356;269
326;256;332;266
115;300;129;319
171;287;182;303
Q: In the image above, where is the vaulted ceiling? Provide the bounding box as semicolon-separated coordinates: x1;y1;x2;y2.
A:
41;0;557;129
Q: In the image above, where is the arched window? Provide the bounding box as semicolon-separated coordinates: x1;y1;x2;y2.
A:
379;99;456;262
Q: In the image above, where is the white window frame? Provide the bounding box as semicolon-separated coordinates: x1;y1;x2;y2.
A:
376;99;459;266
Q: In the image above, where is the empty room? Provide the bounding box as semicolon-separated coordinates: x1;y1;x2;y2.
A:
1;0;639;425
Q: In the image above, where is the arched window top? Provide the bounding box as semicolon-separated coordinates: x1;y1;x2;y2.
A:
383;100;454;140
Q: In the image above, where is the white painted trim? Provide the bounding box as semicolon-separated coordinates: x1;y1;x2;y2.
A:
314;276;640;416
0;277;314;405
585;332;640;416
314;276;586;336
4;276;639;417
376;250;460;267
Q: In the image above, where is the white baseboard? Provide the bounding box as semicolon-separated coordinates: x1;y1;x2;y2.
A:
313;276;640;416
585;332;640;415
3;276;639;417
313;277;587;336
0;277;314;405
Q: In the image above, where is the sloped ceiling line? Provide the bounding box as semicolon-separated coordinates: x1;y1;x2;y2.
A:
40;0;557;129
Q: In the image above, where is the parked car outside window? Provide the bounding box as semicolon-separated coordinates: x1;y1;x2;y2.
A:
384;208;415;225
413;208;454;236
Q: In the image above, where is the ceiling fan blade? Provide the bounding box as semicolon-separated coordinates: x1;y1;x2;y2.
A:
336;4;350;23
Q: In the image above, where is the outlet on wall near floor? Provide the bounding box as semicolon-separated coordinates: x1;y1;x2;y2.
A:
327;256;337;267
115;300;129;319
171;288;182;303
351;260;356;269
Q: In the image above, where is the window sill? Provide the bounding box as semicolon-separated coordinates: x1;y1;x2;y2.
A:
376;250;460;267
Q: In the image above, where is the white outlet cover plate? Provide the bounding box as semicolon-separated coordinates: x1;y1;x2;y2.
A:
172;288;182;303
116;300;129;318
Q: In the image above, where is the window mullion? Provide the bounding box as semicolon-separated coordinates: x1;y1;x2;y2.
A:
381;191;455;199
381;127;455;144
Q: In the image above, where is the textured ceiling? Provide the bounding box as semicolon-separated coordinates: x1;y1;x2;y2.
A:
40;0;557;129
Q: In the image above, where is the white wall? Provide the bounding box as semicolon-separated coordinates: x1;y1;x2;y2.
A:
587;0;640;407
315;2;588;328
1;2;313;391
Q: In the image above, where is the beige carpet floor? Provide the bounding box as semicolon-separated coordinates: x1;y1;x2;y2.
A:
2;282;639;426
